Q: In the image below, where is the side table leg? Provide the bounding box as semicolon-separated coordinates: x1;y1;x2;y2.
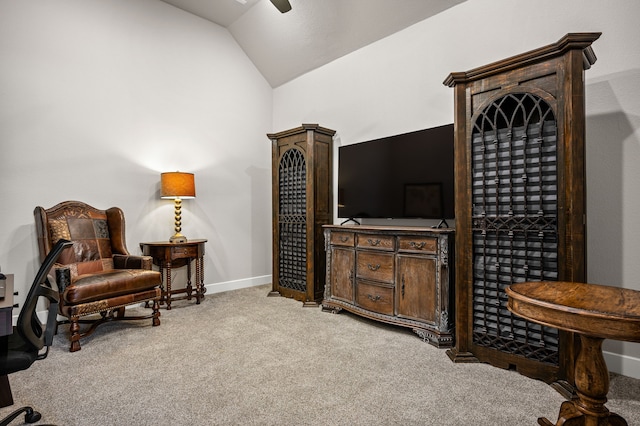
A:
147;261;164;309
186;258;193;300
160;261;166;307
166;261;173;310
574;335;627;426
196;256;205;303
541;335;628;426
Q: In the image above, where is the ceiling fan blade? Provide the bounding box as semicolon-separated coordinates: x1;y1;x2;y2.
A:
270;0;292;13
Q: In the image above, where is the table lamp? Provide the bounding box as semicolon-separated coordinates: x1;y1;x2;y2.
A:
161;171;195;243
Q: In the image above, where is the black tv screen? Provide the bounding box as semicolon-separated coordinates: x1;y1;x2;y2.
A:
338;124;455;220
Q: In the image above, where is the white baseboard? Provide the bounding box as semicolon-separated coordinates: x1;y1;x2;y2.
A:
203;275;271;294
604;350;640;380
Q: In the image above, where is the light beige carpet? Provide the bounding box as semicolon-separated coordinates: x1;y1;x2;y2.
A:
2;284;638;425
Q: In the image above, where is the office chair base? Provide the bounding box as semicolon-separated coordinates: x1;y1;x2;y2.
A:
0;406;41;425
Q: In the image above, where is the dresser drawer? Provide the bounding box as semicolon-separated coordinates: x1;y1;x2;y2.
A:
356;251;394;283
171;245;198;260
357;234;394;251
356;281;394;315
397;236;437;254
330;231;355;247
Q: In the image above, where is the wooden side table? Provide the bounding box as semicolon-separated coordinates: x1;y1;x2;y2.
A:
140;240;207;310
506;281;640;426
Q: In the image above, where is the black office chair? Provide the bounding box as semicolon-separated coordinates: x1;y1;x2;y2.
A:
0;239;72;425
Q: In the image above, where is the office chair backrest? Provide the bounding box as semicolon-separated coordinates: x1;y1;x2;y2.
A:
17;239;72;353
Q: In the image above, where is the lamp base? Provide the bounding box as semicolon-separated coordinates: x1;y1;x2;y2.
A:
169;233;188;244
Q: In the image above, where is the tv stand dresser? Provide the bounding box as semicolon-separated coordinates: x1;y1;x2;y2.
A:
322;225;455;347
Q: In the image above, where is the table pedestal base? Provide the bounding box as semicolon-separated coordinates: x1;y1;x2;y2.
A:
538;335;627;426
507;281;639;426
538;400;626;426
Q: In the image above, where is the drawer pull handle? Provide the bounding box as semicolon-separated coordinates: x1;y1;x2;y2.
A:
340;236;349;242
367;294;381;302
410;241;426;249
367;264;380;271
367;239;381;246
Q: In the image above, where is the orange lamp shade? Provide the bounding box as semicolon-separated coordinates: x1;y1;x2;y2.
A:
161;172;196;199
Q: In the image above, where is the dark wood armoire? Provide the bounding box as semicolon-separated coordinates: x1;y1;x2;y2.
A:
267;124;335;306
444;33;600;394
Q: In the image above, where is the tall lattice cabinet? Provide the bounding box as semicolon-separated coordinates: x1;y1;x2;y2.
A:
267;124;335;306
444;33;600;393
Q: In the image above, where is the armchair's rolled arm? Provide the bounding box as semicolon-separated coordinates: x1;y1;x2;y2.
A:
113;254;154;270
54;266;72;293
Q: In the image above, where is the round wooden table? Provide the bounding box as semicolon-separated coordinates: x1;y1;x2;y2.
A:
506;281;640;426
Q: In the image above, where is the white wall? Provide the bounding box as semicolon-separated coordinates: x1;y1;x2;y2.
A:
273;0;640;378
0;0;274;305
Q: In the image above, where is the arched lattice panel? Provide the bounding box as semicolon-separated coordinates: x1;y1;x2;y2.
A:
471;93;559;365
278;148;307;293
268;124;334;305
445;33;598;388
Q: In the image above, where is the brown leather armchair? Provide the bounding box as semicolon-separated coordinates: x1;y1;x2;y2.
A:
34;201;161;352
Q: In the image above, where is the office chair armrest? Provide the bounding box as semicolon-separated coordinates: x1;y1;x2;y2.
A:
113;254;154;270
42;288;59;348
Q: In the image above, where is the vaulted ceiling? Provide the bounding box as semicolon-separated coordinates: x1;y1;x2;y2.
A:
159;0;466;87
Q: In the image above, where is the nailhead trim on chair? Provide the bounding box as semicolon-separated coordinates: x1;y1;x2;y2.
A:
66;289;160;318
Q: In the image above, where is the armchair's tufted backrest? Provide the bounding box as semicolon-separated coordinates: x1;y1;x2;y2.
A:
34;201;131;279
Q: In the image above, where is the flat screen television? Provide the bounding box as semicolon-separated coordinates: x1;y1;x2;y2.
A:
338;123;455;221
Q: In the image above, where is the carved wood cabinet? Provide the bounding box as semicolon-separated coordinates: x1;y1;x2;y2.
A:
267;124;335;306
444;33;600;391
322;225;455;347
